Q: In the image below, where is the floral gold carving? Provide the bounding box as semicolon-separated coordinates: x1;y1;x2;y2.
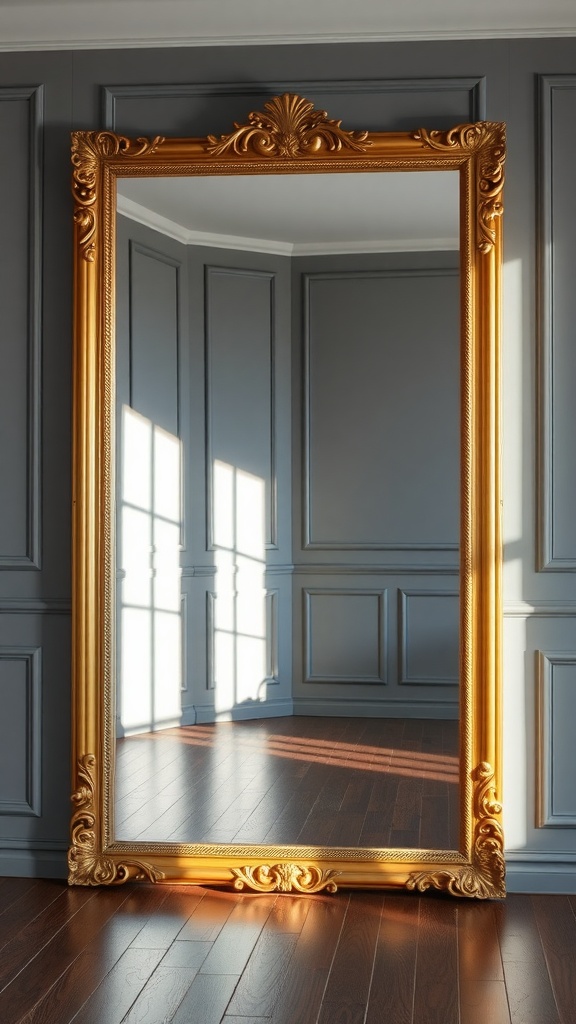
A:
406;763;505;898
68;754;164;885
206;93;370;158
232;863;339;893
71;131;163;262
414;122;506;253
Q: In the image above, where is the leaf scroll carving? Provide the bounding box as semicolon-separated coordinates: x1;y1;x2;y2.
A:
406;762;505;899
68;754;164;886
232;863;339;893
414;121;506;253
206;93;370;158
71;131;163;262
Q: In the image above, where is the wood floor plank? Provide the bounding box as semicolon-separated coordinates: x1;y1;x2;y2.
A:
128;887;206;950
17;903;161;1024
317;892;384;1024
120;966;198;1024
170;972;239;1024
198;895;277;977
270;895;350;1024
531;894;576;1023
496;895;561;1024
176;890;241;942
222;1018;271;1024
224;896;305;1023
68;947;166;1024
365;895;419;1024
0;880;70;951
0;878;49;918
225;931;298;1019
159;940;212;969
0;887;97;992
412;898;459;1024
0;888;130;1023
458;902;509;1024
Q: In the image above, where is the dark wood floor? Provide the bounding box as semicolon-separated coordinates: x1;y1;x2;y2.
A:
1;878;576;1023
115;717;459;849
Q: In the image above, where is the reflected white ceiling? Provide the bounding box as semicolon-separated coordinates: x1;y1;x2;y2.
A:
0;0;574;50
117;172;460;255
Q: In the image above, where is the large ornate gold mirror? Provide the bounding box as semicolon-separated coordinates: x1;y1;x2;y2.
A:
69;95;505;896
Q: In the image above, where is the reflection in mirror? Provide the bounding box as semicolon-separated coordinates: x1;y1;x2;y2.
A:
113;171;461;852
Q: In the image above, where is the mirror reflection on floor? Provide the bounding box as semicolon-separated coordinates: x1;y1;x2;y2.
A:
115;716;459;849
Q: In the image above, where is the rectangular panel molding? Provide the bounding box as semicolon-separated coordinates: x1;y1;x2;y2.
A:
302;267;460;553
303;588;388;684
0;646;41;816
538;75;576;570
399;589;459;685
103;77;486;133
0;86;43;570
204;265;277;550
537;651;576;827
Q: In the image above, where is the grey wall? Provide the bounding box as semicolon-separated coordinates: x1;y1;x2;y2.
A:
1;39;576;887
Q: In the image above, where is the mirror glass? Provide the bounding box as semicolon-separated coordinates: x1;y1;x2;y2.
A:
112;169;461;852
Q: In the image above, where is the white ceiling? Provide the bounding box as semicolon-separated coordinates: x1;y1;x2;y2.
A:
117;171;460;255
0;0;575;50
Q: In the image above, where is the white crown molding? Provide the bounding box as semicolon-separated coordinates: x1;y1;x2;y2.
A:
0;0;575;51
117;195;458;256
2;29;576;52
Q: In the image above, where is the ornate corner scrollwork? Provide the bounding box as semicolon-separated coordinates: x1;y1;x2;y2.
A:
71;131;163;262
232;863;339;894
414;122;505;253
206;93;370;159
68;754;164;886
406;762;505;899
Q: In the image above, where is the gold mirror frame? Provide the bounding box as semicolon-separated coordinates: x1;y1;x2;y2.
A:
69;95;505;897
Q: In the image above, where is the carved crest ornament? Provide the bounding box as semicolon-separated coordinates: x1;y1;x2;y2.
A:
70;95;505;897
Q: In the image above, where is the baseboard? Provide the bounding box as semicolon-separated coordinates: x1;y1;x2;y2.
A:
0;843;68;879
195;699;294;724
292;698;459;719
505;856;576;894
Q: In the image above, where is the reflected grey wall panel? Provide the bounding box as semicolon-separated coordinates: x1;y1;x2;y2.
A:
205;266;275;548
304;269;459;550
304;588;387;684
130;243;181;437
399;590;459;685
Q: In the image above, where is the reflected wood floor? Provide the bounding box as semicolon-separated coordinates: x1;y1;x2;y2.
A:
115;717;459;848
2;878;576;1023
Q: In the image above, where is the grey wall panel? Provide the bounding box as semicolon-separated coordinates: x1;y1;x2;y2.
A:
399;590;459;686
303;588;387;684
103;77;485;136
115;218;188;737
303;267;460;550
538;76;576;570
205;266;276;549
0;612;70;852
0;86;42;570
537;651;576;827
129;242;181;436
0;647;41;816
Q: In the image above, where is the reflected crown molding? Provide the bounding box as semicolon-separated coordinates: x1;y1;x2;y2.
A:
116;194;458;255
